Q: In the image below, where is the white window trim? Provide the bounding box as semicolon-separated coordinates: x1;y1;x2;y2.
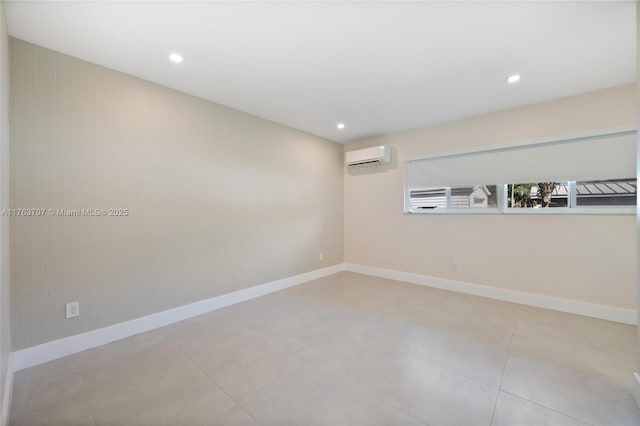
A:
503;206;635;215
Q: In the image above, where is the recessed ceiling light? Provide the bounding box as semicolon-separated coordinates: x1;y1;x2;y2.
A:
507;74;521;84
169;53;183;64
337;123;346;130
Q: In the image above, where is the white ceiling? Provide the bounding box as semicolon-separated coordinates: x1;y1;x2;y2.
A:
4;1;636;143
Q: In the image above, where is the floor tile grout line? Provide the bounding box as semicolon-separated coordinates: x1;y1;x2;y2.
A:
128;303;444;426
182;343;264;425
183;324;324;424
493;307;596;426
86;396;98;426
317;321;509;391
500;307;519;389
489;305;519;425
200;368;262;425
304;356;429;426
499;389;596;426
488;388;501;426
78;368;100;426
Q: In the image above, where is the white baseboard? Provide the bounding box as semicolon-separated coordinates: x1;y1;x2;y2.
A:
345;263;637;325
13;263;346;372
1;354;12;426
12;261;635;373
633;373;640;408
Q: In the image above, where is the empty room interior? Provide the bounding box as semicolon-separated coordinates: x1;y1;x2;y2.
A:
0;1;639;425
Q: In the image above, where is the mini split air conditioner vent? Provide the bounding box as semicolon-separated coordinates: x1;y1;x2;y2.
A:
345;145;391;167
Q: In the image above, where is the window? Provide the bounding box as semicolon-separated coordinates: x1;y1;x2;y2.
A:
408;185;498;212
506;182;568;209
407;180;635;214
575;178;636;207
451;185;498;208
404;128;636;215
409;188;447;210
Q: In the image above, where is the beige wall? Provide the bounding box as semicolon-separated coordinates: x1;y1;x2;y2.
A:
345;84;637;310
9;39;344;350
0;1;9;420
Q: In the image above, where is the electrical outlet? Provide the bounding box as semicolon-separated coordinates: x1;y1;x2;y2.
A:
451;261;459;273
319;252;324;261
66;301;79;319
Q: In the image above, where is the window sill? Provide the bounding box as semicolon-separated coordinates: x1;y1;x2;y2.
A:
504;207;635;215
405;207;636;215
406;209;502;215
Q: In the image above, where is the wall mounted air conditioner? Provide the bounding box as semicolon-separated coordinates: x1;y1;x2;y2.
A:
345;145;391;167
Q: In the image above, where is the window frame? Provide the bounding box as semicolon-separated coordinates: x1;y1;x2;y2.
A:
406;181;635;215
403;125;637;216
406;185;502;214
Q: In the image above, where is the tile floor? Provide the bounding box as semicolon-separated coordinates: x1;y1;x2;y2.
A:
9;272;640;425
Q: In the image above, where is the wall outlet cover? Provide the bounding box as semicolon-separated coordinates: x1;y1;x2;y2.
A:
66;301;79;319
